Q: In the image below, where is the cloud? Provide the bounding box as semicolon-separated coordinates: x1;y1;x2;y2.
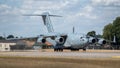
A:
21;0;78;10
76;5;97;19
0;0;120;37
0;4;24;24
92;0;120;7
0;4;11;15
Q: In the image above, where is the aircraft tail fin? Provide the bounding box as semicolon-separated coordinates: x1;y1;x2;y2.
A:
23;12;61;33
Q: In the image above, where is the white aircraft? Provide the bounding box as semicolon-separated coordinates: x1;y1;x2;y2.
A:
12;12;106;52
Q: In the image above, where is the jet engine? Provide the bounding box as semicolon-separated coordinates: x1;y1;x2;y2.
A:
98;39;106;45
55;37;64;44
37;37;46;43
88;37;96;43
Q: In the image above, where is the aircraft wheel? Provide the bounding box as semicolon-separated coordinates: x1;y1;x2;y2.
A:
71;49;73;51
62;49;63;52
54;49;56;51
71;49;75;51
54;48;63;52
76;49;79;51
71;48;79;51
60;49;63;52
83;48;86;51
54;49;58;52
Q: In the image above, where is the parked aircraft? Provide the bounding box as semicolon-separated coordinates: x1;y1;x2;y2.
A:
7;12;106;51
23;12;107;51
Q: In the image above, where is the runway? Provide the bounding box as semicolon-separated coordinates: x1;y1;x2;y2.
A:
0;49;120;59
0;49;120;68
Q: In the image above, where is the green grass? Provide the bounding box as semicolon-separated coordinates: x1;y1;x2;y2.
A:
0;56;120;68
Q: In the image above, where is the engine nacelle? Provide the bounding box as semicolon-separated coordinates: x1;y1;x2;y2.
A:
55;37;64;44
37;37;46;43
98;39;106;45
88;37;96;43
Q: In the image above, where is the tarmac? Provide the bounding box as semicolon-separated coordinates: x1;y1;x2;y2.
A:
0;49;120;59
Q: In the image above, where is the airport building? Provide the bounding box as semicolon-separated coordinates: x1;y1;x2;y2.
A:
0;40;16;51
0;40;28;51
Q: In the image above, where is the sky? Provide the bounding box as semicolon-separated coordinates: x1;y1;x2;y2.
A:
0;0;120;37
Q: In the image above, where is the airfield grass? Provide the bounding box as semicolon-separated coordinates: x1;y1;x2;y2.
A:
0;56;120;68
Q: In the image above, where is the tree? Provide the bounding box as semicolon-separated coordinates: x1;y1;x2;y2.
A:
103;23;113;41
87;31;96;37
112;17;120;45
96;34;102;38
7;35;14;39
0;36;5;40
103;17;120;45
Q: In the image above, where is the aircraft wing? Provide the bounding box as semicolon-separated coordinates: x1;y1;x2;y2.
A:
7;37;38;41
40;32;67;38
7;33;67;43
37;33;68;45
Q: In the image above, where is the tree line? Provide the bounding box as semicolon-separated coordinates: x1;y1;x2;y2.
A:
87;17;120;44
103;17;120;45
0;35;17;40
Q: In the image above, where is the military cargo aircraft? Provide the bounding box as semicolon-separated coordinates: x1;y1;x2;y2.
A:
23;12;107;51
8;12;106;52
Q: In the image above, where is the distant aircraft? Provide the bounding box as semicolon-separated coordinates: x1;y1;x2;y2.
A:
8;12;106;52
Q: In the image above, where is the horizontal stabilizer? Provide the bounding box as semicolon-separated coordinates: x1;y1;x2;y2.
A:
23;14;62;17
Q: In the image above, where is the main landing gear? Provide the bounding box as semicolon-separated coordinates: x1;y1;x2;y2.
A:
82;48;86;51
70;48;86;51
54;44;64;52
54;48;63;52
70;48;79;51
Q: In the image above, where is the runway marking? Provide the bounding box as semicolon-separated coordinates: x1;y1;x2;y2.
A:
112;56;120;58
